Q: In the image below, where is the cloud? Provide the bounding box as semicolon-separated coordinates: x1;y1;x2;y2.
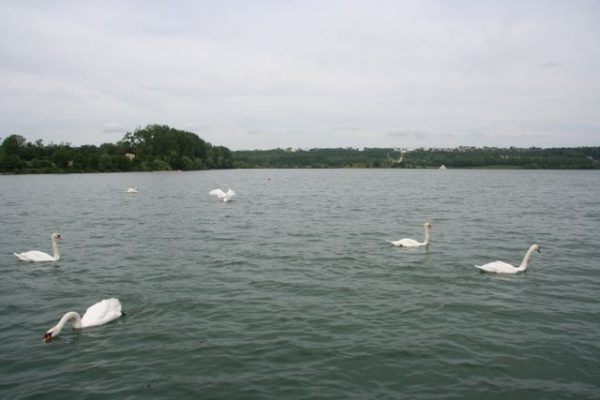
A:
102;123;124;134
539;61;562;69
387;129;433;139
1;1;599;148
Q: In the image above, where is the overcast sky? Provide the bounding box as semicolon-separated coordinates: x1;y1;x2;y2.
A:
1;0;599;150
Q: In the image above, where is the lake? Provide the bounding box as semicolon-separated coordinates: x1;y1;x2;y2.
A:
0;169;599;399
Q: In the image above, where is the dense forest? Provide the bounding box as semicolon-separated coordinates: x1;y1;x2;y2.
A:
233;146;600;169
0;125;233;173
1;125;599;173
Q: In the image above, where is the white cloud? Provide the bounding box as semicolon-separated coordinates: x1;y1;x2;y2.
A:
1;0;599;149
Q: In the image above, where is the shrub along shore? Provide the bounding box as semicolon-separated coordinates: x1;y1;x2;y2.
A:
1;125;598;173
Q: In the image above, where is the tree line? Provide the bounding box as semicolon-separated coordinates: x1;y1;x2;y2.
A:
232;146;600;169
0;124;233;173
1;126;598;173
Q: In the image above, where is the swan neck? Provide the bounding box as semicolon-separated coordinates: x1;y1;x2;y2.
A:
423;227;430;245
51;238;60;260
56;312;82;333
518;246;536;271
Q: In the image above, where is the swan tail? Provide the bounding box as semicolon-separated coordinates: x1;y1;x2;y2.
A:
14;252;28;261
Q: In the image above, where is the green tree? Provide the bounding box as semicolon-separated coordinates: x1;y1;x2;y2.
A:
98;153;113;171
2;134;26;156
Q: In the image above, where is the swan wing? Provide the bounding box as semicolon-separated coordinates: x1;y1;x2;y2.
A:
81;298;122;328
14;252;31;261
475;261;518;274
224;189;235;201
209;189;225;198
14;250;55;262
389;238;422;247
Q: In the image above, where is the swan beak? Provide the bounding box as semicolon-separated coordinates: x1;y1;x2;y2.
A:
537;247;541;253
42;332;53;343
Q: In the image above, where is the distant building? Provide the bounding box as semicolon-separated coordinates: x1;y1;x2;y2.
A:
125;153;136;160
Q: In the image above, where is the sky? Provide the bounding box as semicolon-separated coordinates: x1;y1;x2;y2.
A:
0;0;599;150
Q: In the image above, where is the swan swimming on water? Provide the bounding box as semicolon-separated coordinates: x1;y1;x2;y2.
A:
126;187;138;193
475;244;541;274
209;188;235;202
14;233;63;262
389;223;432;248
42;298;123;342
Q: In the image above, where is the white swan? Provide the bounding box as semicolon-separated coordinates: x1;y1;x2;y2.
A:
42;298;122;342
126;187;138;193
475;244;541;274
14;233;63;262
389;223;432;248
209;188;235;202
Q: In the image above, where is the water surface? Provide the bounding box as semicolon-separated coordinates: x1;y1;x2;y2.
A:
0;169;599;399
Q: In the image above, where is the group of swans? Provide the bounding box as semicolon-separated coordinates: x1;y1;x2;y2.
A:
18;184;231;342
15;220;539;343
22;184;232;343
127;186;235;202
12;234;122;342
389;222;541;274
15;186;238;264
15;226;542;274
126;186;236;202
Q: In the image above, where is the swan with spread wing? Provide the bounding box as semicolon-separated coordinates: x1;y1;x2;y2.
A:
209;188;235;202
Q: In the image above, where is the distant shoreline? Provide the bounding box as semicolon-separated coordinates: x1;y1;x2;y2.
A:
2;125;598;173
232;146;600;170
2;165;599;176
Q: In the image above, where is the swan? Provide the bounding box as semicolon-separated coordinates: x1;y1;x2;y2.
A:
475;244;541;274
14;233;63;262
42;298;122;342
389;223;432;248
209;188;235;202
126;187;138;193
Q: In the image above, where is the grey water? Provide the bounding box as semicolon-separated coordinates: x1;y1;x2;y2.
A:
0;169;599;399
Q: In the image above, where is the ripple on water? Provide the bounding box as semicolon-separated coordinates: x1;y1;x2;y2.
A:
0;169;599;399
